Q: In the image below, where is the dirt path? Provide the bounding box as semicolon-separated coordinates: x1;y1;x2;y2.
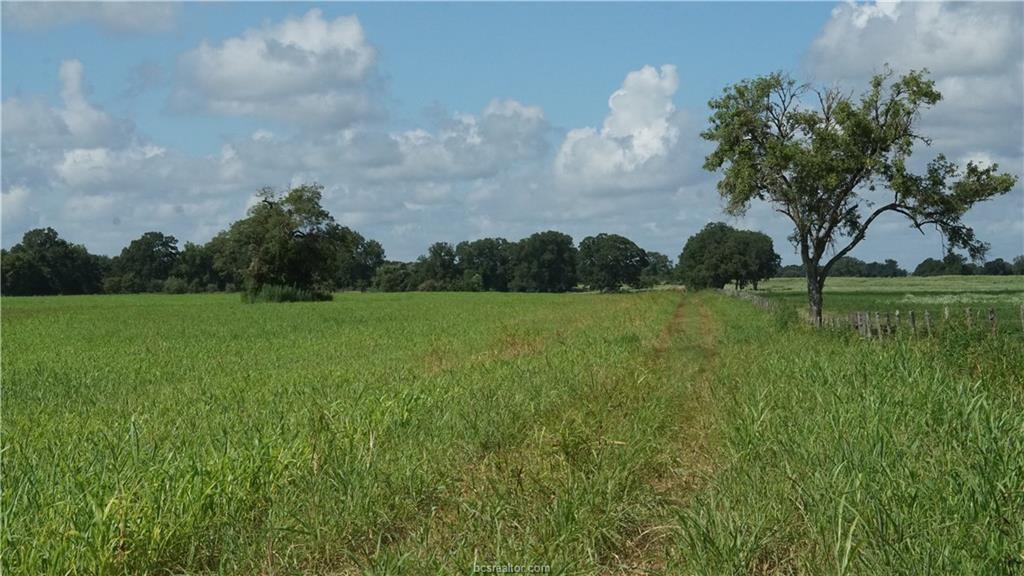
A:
616;292;721;573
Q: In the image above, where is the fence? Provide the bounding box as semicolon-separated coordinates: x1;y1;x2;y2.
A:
720;289;1024;339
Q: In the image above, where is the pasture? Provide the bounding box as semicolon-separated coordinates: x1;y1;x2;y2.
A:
756;275;1024;332
2;286;1022;574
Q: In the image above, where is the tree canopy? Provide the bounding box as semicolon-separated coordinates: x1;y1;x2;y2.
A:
578;233;649;291
677;222;780;290
702;67;1018;322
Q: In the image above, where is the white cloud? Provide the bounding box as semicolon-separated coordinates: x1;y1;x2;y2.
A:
804;1;1023;262
2;2;178;33
555;65;696;194
174;9;381;128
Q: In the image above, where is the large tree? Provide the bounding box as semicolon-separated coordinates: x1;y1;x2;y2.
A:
1;228;105;296
509;231;577;293
702;68;1017;323
456;237;512;292
677;222;779;290
220;184;340;297
578;233;649;291
112;231;180;292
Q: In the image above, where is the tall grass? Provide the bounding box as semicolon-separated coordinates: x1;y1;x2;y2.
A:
668;296;1024;574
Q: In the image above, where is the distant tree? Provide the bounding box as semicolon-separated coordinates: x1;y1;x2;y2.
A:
171;241;221;292
728;230;781;289
677;223;735;290
456;238;512;291
372;262;415;292
913;257;947;277
509;231;577;292
328;226;385;290
111;231;180;292
1014;255;1024;275
863;259;908;278
578;233;649;291
218;184;339;299
1;228;104;296
677;223;780;290
703;67;1018;324
830;257;867;277
982;258;1014;276
640;251;674;286
416;242;459;290
776;264;806;278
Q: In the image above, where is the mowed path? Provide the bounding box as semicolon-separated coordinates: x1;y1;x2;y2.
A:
615;292;723;573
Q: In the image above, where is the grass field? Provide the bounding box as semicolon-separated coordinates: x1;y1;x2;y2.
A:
2;287;1022;574
755;275;1024;331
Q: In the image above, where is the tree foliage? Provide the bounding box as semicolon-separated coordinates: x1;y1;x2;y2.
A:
509;231;578;293
1;228;105;295
578;233;649;291
703;67;1018;321
678;222;780;290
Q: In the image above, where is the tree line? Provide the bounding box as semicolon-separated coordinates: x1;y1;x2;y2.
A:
1;184;789;298
776;253;1024;279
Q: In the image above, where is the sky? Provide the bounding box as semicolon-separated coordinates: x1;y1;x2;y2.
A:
2;1;1022;266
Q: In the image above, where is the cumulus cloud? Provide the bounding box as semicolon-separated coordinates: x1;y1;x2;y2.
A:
804;1;1023;261
555;65;699;194
174;9;381;128
2;2;178;33
807;1;1023;163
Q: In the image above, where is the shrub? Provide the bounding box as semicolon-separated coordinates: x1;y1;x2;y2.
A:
241;284;333;303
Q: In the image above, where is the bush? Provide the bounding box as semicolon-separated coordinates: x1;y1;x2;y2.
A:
163;277;189;294
242;284;333;303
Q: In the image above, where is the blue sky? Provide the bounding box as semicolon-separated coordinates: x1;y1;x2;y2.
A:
3;2;1022;265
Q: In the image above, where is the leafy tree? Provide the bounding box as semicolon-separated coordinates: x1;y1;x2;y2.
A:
456;238;512;291
703;67;1018;323
372;262;415;292
728;230;781;289
982;258;1014;276
677;223;779;290
578;233;649;291
171;241;222;291
677;223;735;289
776;263;806;278
219;184;339;299
1014;255;1024;275
1;228;104;295
640;251;674;286
112;231;180;292
509;231;577;293
328;226;385;290
913;257;947;277
416;242;459;290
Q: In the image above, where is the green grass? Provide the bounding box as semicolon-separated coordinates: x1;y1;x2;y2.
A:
3;288;1021;574
755;276;1024;331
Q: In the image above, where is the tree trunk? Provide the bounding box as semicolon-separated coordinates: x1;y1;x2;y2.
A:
806;270;824;326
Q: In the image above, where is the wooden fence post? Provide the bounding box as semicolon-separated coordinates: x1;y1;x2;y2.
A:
944;306;950;323
874;311;882;339
988;308;996;332
909;310;917;336
924;310;932;337
885;312;892;335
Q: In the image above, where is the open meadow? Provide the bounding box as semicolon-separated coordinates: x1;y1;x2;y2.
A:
754;275;1024;332
2;287;1022;574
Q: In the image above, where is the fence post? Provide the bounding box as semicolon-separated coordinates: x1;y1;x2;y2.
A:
894;310;901;335
944;306;950;323
874;311;882;339
909;310;917;336
988;308;996;333
885;312;892;335
924;310;932;337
